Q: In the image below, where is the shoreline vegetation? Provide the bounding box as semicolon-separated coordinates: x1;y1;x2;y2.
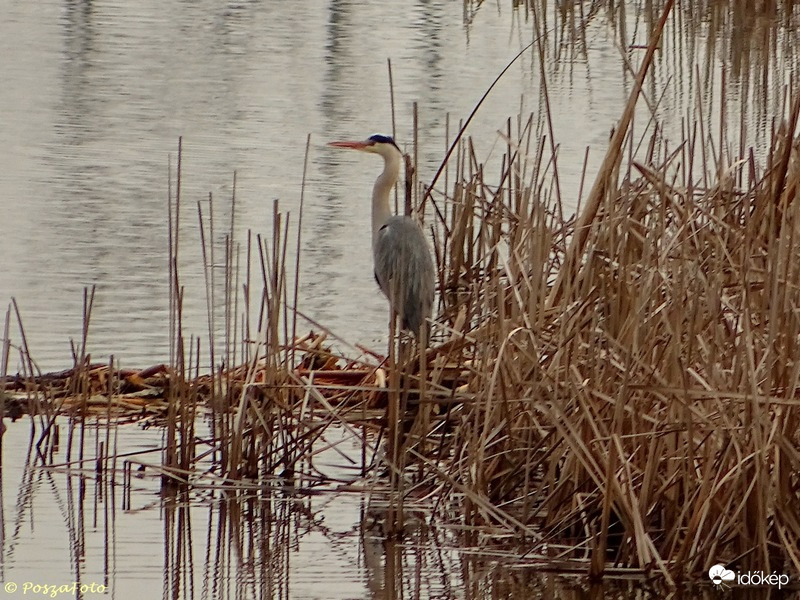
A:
3;0;800;590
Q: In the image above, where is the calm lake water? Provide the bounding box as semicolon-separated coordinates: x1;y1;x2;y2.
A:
0;420;759;600
2;0;789;373
1;1;799;598
0;421;382;599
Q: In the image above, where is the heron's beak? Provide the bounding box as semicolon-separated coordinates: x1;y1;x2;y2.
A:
328;140;371;151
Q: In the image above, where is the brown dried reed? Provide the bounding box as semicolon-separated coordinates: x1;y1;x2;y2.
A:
412;65;800;596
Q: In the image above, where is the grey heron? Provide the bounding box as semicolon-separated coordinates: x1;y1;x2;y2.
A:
328;134;434;343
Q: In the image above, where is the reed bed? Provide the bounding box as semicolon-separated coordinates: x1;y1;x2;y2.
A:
414;104;800;583
362;0;800;584
406;73;800;595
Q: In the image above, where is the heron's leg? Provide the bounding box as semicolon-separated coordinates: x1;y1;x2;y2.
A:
415;324;431;464
384;308;405;536
400;332;431;481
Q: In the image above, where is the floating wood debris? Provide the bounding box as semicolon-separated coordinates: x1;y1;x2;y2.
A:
0;331;467;423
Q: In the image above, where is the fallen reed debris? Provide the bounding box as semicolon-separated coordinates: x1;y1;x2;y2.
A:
0;332;394;421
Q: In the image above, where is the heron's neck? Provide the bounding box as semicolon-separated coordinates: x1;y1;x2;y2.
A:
371;150;401;251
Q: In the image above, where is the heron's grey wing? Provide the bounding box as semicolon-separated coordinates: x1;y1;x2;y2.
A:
374;216;435;335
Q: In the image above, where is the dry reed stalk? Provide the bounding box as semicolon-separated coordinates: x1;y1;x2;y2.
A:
546;0;675;310
408;82;800;581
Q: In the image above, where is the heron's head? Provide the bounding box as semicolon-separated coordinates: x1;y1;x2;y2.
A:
328;134;401;158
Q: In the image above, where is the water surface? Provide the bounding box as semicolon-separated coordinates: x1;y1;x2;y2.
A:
0;420;756;599
3;1;791;371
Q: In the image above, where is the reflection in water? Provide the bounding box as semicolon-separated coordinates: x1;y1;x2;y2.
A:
0;420;792;599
